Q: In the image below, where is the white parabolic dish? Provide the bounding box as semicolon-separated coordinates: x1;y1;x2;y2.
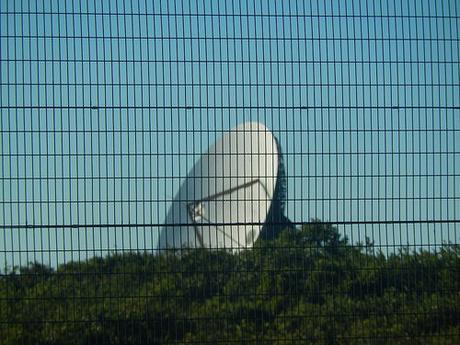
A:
158;122;279;253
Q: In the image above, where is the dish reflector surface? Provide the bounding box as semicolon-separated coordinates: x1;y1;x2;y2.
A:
159;122;279;252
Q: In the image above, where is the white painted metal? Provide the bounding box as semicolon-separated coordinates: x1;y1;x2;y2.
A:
158;122;279;253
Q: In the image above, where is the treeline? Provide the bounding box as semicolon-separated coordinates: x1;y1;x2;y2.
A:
1;221;459;344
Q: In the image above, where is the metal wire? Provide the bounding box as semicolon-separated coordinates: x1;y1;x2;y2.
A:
0;0;459;344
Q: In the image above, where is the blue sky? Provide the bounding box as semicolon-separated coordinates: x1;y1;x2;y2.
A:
0;0;459;267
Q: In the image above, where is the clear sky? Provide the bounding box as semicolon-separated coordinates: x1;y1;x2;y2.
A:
0;0;459;268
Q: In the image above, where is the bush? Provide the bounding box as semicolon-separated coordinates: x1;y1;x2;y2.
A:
1;222;459;344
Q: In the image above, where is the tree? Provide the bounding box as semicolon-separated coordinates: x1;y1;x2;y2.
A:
1;222;459;344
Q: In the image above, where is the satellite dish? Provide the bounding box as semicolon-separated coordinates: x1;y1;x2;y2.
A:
158;122;290;253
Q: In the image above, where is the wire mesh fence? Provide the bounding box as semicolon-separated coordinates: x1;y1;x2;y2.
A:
0;0;459;344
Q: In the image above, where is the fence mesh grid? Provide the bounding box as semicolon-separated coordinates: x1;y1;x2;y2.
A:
0;0;459;344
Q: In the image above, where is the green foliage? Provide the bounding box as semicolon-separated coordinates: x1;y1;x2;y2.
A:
1;222;459;344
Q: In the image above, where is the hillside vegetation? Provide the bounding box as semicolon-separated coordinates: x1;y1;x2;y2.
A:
1;221;459;344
